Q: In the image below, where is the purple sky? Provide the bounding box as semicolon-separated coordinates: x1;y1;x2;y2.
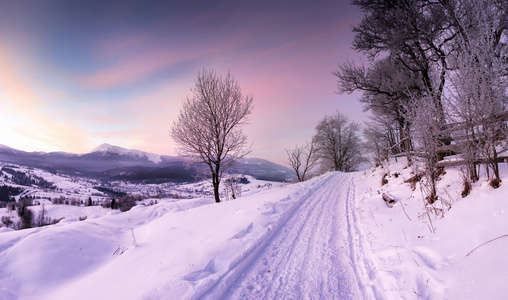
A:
0;0;365;165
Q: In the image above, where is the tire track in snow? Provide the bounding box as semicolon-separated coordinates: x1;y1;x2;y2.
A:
203;172;366;299
345;174;378;299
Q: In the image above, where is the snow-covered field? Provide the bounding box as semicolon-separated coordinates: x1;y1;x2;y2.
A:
1;159;507;299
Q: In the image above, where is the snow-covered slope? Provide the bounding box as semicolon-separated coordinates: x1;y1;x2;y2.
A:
355;158;508;299
0;174;330;299
1;160;507;299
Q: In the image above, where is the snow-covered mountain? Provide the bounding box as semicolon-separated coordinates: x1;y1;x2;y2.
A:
90;143;162;164
0;144;293;183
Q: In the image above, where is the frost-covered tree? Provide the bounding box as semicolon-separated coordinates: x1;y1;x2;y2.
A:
171;69;253;203
407;97;443;203
362;115;400;166
446;0;508;184
338;0;508;174
313;111;365;172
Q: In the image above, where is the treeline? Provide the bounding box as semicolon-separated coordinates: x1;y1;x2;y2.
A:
93;186;128;198
51;194;142;212
1;167;56;189
333;0;508;200
1;198;62;230
0;185;23;203
0;193;146;230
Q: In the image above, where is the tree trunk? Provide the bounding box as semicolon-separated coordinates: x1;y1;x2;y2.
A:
492;146;500;182
212;173;221;203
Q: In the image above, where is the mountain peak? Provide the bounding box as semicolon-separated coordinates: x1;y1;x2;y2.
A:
90;143;125;154
89;143;162;164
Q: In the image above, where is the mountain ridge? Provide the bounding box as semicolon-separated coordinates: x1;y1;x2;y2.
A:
0;144;293;183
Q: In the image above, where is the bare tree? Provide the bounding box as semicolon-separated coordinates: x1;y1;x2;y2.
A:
36;202;48;227
286;139;319;182
313;111;366;172
171;69;253;203
223;174;242;201
348;0;459;124
335;57;422;157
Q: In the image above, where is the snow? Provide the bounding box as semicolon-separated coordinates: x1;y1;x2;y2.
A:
218;173;363;299
1;159;508;298
90;143;162;164
355;158;508;299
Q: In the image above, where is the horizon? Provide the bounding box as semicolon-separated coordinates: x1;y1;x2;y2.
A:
0;0;365;166
0;142;289;165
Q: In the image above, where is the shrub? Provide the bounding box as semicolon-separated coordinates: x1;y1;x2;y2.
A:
1;216;13;228
490;178;501;189
238;176;250;184
436;167;446;180
16;198;32;217
404;174;422;191
461;179;472;198
57;196;66;204
19;208;33;229
426;192;438;204
117;195;137;212
381;173;388;186
49;217;64;225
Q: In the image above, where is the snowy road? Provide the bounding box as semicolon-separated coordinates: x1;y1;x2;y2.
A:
202;172;372;299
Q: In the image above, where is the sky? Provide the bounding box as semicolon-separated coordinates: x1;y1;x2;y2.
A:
0;0;365;165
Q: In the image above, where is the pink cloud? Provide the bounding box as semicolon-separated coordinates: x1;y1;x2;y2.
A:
78;31;252;90
78;49;194;89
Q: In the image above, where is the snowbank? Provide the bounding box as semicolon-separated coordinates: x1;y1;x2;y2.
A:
356;158;508;299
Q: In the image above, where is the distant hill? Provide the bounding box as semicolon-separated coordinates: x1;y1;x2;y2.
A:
0;144;294;183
